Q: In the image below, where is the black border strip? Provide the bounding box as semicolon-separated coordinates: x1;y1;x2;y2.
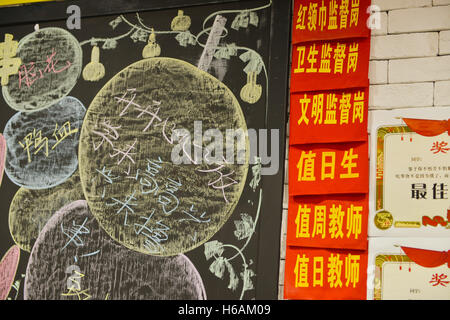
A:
255;0;291;300
0;0;241;26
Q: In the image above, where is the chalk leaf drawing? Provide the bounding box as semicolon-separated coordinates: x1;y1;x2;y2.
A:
109;16;123;30
231;11;259;31
175;31;197;47
101;38;118;50
233;213;255;241
79;1;271;105
214;43;238;60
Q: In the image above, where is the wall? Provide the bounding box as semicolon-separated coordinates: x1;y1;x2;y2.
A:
278;0;450;299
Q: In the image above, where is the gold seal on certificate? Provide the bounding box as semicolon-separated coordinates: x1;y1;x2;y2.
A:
374;210;393;230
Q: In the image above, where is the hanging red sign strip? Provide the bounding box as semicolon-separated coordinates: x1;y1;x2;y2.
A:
292;0;372;44
284;246;368;300
287;194;368;250
289;142;369;196
290;37;370;93
290;87;368;145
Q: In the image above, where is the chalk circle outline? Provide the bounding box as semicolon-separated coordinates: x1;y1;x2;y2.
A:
2;27;82;112
8;171;84;253
24;200;207;300
3;96;86;190
0;245;20;301
78;57;249;257
0;134;6;187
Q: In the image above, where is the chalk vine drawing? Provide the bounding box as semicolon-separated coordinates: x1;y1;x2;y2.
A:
204;158;262;300
78;1;272;106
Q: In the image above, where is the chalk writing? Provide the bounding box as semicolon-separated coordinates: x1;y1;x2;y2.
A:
106;190;138;226
61;217;89;250
18;48;72;89
92;119;121;151
134;209;170;254
19;121;79;163
197;164;238;203
179;204;210;224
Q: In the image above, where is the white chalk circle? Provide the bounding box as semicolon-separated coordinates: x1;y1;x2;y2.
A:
3;96;85;189
2;27;82;112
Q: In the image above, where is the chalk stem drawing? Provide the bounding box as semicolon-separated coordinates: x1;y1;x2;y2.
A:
79;27;136;47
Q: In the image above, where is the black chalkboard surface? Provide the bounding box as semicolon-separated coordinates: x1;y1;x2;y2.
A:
0;0;290;300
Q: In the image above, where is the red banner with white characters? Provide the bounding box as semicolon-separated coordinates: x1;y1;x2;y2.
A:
292;0;372;44
284;246;368;300
287;194;368;250
289;87;369;144
290;37;370;92
289;142;369;196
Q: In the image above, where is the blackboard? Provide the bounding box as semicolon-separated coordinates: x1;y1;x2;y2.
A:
0;0;291;300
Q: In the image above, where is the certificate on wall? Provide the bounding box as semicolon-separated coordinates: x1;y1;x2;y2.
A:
367;238;450;300
368;107;450;237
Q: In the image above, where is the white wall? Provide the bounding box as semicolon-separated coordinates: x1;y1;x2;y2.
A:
278;0;450;299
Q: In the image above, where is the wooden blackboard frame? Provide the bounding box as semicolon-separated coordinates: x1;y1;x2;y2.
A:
0;0;291;300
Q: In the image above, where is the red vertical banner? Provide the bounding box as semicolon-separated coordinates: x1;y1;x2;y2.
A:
287;194;368;250
290;37;370;92
285;0;372;300
289;142;369;196
284;246;368;300
290;87;369;144
292;0;372;44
